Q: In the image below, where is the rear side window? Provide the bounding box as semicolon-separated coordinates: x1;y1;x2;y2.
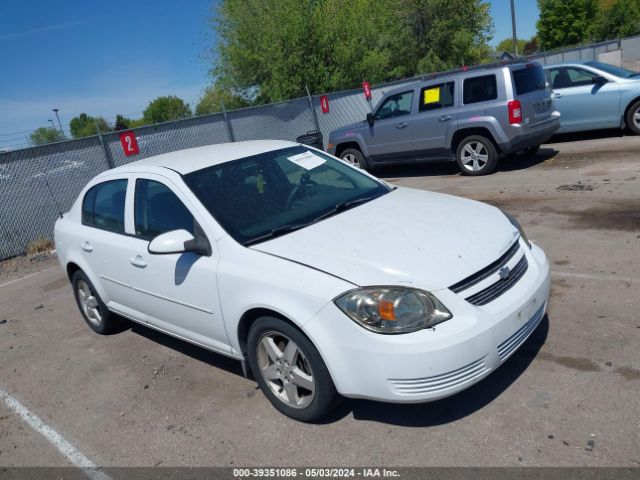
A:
463;75;497;104
82;179;127;233
134;179;195;240
419;82;454;112
512;65;546;95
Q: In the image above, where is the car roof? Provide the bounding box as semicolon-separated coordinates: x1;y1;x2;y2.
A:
543;60;591;68
109;140;300;175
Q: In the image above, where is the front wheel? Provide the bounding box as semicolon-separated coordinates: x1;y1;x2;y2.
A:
625;100;640;134
455;135;498;176
340;148;368;170
247;316;339;422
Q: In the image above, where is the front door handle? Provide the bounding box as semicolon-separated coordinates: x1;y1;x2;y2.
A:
438;115;453;122
81;241;93;253
553;93;562;98
396;122;408;129
129;255;147;268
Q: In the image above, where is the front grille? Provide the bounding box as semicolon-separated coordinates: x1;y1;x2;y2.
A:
465;255;528;306
497;303;546;361
388;357;488;395
449;241;521;294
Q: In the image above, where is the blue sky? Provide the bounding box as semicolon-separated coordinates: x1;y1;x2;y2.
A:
0;0;539;148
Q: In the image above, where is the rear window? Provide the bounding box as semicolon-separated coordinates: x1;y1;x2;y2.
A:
463;75;497;104
513;65;546;95
82;179;127;233
419;82;454;112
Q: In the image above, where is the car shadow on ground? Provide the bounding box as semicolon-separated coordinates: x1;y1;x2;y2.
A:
319;315;550;426
376;149;557;180
548;128;627;144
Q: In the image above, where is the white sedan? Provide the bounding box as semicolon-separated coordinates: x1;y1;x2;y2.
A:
55;140;550;421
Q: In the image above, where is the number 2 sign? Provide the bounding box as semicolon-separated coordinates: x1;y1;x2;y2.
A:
119;131;139;156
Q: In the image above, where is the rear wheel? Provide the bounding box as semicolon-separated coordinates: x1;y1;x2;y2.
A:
247;316;339;422
340;148;368;170
72;270;123;335
455;135;498;176
625;100;640;134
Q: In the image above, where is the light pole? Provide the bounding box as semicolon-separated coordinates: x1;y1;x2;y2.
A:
510;0;518;57
52;108;64;137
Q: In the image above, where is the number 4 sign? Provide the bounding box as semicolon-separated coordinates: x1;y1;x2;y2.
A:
119;131;139;156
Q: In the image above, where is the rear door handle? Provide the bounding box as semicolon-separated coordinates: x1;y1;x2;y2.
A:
81;241;93;253
438;115;453;122
396;122;408;129
129;255;147;268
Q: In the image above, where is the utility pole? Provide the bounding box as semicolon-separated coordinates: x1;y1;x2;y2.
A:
510;0;518;56
52;108;64;138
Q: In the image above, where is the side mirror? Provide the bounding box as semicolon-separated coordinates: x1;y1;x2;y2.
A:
366;113;374;127
593;75;608;86
148;228;211;256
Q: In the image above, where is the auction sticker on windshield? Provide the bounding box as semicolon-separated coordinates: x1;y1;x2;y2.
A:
286;151;326;170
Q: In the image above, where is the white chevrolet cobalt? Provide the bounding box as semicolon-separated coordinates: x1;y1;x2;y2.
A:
55;140;550;421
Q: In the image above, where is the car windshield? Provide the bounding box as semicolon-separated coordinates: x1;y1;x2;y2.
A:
183;146;391;246
585;61;639;78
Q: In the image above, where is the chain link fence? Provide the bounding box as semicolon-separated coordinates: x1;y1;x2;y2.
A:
3;34;640;260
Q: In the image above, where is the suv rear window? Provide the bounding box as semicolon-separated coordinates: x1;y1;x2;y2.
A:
513;65;546;95
463;75;497;104
419;82;454;112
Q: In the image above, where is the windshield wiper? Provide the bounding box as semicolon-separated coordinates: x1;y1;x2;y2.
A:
245;222;313;246
312;195;381;223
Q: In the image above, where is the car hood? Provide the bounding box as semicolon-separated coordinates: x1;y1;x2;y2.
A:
251;187;520;291
329;121;367;138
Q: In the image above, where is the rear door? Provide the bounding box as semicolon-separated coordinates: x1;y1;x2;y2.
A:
510;64;554;128
363;90;416;162
545;66;621;131
412;80;457;160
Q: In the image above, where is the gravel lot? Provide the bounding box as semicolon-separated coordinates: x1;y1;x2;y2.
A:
0;132;639;470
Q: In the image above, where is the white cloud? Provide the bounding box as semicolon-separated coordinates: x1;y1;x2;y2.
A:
0;18;95;42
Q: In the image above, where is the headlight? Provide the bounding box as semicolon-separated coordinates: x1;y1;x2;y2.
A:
334;287;452;334
501;209;531;249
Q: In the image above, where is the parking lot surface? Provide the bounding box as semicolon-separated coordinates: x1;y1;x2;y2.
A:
0;133;639;469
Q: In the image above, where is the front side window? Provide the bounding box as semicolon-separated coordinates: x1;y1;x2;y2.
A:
374;91;414;120
463;75;497;104
183;146;390;246
134;179;195;240
419;82;455;112
548;67;596;90
82;179;127;233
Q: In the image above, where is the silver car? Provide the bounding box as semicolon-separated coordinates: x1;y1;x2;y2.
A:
328;62;561;176
544;61;640;134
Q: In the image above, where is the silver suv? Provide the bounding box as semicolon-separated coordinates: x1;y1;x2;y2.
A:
327;62;561;175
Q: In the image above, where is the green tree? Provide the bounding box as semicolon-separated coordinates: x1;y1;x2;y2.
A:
142;96;192;124
195;85;250;115
211;0;493;103
537;0;599;49
113;114;132;131
29;127;62;145
496;37;528;55
69;113;112;138
592;0;640;40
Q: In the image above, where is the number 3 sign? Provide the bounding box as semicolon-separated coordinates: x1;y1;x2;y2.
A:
119;131;139;156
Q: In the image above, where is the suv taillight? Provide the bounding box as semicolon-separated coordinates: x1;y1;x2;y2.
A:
508;100;522;124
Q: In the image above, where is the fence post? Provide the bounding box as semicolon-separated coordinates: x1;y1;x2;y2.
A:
95;120;115;169
305;85;321;133
220;101;235;142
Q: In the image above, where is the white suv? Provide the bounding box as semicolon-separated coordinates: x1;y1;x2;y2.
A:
55;140;550;421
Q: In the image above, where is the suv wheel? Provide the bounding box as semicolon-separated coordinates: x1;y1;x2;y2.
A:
247;316;339;422
625;100;640;134
340;148;368;170
72;270;123;334
455;135;498;176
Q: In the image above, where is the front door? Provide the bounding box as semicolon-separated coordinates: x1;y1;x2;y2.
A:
124;174;230;354
364;90;416;162
547;66;621;131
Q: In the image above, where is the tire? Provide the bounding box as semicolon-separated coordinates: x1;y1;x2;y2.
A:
625;100;640;134
340;148;368;170
71;270;123;335
247;316;339;422
455;135;498;176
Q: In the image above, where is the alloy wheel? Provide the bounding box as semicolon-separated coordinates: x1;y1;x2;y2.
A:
633;107;640;130
77;280;102;327
257;331;316;409
461;141;489;172
342;153;360;168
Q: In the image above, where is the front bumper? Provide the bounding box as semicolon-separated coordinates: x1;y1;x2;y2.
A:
499;112;561;154
304;241;550;403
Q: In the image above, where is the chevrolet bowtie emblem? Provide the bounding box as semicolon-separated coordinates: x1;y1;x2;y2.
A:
498;266;511;280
